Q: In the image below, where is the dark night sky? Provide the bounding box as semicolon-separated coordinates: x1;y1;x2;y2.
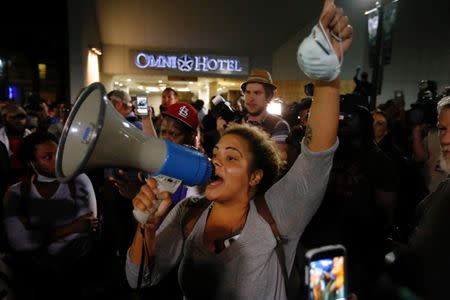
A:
0;1;68;58
0;1;70;101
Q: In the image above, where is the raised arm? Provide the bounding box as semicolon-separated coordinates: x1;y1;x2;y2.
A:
303;0;353;152
265;0;353;238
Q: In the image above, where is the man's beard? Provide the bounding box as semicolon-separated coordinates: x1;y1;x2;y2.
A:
247;107;265;117
439;150;450;174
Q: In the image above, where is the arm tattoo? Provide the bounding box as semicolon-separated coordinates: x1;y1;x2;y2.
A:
304;125;312;146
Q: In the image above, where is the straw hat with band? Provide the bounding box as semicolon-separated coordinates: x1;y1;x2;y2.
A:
240;69;277;92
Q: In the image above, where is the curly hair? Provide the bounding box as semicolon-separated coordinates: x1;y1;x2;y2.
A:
223;124;282;195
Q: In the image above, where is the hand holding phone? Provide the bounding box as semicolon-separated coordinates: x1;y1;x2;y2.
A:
136;95;149;116
305;245;347;300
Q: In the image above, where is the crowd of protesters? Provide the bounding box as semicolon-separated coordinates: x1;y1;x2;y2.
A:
1;72;449;300
1;5;449;300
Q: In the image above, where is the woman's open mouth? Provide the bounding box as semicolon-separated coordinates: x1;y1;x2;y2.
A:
208;173;223;187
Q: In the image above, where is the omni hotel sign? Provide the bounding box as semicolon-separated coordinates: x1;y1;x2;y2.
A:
133;51;249;76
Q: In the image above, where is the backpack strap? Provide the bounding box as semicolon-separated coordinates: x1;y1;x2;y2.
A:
254;194;283;244
19;176;33;228
254;194;289;289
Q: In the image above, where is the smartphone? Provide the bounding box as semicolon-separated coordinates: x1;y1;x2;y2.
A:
136;95;148;116
305;245;347;300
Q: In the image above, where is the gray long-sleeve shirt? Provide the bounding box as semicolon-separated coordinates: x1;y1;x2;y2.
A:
126;140;338;299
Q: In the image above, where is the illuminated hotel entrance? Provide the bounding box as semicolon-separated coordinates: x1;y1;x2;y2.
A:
103;50;250;114
109;74;243;115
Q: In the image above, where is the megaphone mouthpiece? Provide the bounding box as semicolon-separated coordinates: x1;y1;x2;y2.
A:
155;141;213;186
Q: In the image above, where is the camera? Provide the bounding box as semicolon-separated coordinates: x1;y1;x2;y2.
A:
304;83;314;97
283;98;312;127
211;95;244;123
339;94;370;117
406;80;439;126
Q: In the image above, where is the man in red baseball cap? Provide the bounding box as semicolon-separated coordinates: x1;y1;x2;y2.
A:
161;102;199;146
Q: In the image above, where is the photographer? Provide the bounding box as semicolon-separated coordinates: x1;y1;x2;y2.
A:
407;81;439;132
212;95;246;137
389;95;450;299
284;83;314;129
406;80;447;193
353;68;374;99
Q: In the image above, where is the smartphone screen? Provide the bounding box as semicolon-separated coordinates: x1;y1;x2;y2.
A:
306;245;347;300
136;95;148;116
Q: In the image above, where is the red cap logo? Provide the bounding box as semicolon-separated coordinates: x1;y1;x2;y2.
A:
163;102;199;130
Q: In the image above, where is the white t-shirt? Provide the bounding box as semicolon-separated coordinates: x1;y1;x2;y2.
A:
3;173;96;255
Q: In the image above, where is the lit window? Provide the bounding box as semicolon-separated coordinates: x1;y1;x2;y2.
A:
38;64;47;80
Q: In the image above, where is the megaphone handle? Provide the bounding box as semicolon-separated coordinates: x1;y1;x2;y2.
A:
132;198;163;224
147;198;163;216
132;175;181;224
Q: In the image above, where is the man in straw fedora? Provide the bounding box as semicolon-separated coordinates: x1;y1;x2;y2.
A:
240;68;291;161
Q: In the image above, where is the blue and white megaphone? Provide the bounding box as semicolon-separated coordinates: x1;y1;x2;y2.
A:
55;82;213;187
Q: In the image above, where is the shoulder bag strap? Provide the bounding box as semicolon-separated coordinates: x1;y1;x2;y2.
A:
254;194;289;290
